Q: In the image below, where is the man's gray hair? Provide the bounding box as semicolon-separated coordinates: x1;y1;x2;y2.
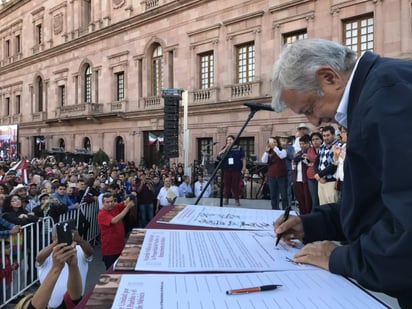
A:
271;38;357;112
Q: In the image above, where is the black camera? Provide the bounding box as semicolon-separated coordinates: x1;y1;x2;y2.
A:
56;220;74;244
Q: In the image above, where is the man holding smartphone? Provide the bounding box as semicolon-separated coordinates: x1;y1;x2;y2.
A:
98;193;135;269
35;226;93;308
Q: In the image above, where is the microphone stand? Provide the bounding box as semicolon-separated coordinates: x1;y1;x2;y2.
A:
195;104;262;206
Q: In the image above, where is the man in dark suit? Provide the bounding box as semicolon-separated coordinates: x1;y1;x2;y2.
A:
271;38;412;308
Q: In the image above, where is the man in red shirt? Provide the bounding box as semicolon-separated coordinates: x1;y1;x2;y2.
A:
97;193;135;269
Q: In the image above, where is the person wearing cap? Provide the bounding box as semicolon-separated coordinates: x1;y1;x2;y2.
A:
293;123;310;153
271;38;412;308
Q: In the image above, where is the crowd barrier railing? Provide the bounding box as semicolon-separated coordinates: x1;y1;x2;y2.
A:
0;200;100;308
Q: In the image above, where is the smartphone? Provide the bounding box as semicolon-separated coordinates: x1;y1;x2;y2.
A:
56;221;73;244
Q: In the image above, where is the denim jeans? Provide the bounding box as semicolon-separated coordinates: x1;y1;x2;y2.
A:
139;203;154;228
268;176;287;210
308;178;320;210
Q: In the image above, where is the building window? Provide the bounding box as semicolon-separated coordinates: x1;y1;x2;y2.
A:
15;35;21;54
82;0;91;28
151;45;163;96
58;85;66;106
283;29;307;45
5;40;10;57
116;72;125;101
5;98;10;116
238;137;255;161
85;65;92;103
199;52;214;89
343;15;374;56
198;138;213;165
37;76;43;112
15;95;21;114
236;42;255;84
36;24;42;44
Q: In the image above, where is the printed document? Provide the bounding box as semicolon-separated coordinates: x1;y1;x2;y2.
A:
112;271;388;309
135;229;314;272
157;204;293;230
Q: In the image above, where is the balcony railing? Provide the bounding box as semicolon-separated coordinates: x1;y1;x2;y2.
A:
110;100;127;112
143;96;162;110
145;0;159;10
55;103;103;119
190;87;219;104
32;111;47;122
228;81;261;98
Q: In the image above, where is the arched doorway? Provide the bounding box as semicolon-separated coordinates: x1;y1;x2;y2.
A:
115;136;124;162
83;137;91;152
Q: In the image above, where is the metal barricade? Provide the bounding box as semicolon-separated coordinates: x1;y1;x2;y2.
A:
0;217;53;308
0;200;100;307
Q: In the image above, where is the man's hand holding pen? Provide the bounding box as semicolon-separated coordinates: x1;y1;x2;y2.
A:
274;215;338;271
274;214;304;246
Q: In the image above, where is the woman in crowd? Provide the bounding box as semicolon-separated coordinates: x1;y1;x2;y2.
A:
217;135;247;206
306;132;323;210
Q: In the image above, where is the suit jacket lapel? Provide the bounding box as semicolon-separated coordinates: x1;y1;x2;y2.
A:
347;52;380;129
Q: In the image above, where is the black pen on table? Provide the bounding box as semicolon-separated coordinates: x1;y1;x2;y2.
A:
226;284;282;295
275;206;291;246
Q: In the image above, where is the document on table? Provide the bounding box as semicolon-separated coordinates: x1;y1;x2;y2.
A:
111;271;389;309
135;229;315;272
157;204;293;230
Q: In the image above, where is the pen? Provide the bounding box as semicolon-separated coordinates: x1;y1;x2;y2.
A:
226;284;282;295
275;206;291;246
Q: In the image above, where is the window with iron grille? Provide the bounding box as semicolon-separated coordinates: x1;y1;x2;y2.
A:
116;72;125;101
199;51;214;89
85;65;92;103
198;138;214;164
283;29;307;45
151;45;164;96
343;14;374;56
236;42;255;84
58;85;65;106
238;137;255;161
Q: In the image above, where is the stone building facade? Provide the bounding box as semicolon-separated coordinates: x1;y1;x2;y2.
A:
0;0;410;167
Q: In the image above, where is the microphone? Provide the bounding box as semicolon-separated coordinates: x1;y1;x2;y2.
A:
244;102;274;112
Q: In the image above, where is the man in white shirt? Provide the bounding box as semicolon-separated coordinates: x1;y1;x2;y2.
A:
36;226;93;308
156;177;179;212
194;174;211;198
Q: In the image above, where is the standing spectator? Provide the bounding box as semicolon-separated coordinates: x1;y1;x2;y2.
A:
279;134;295;208
261;137;288;210
178;175;193;198
156;177;179;213
36;228;93;308
211;175;223;198
136;173;154;228
98;193;135;269
332;126;347;202
53;183;79;211
194;174;211;198
293;123;310;152
314;125;340;205
306;132;323;209
293;135;312;214
217;135;247;206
